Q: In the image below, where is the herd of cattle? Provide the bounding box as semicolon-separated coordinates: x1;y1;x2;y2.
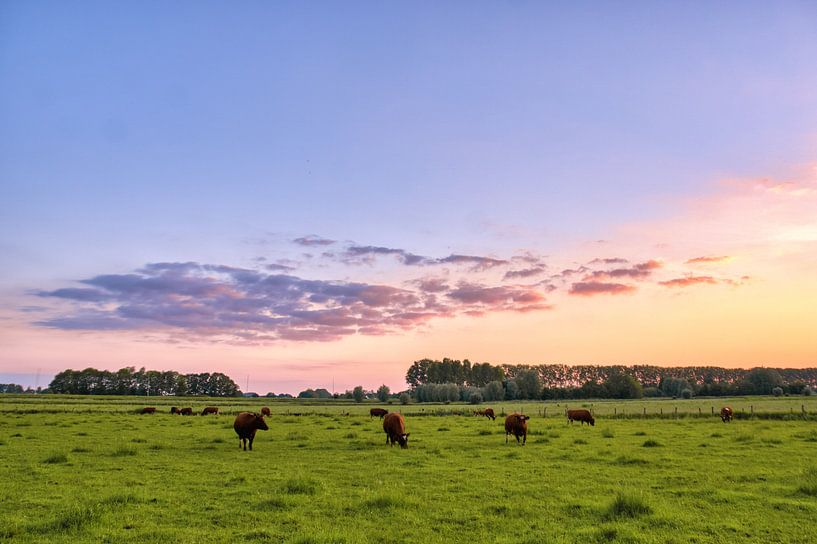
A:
136;404;737;451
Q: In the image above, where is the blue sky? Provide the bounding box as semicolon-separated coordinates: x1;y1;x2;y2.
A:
2;2;816;392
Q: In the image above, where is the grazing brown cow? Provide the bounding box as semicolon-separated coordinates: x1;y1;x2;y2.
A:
233;412;269;451
170;406;180;415
370;408;388;419
261;406;271;417
505;413;530;445
567;409;595;426
383;413;409;448
720;406;733;423
139;407;156;414
475;408;496;420
180;407;194;416
201;406;219;416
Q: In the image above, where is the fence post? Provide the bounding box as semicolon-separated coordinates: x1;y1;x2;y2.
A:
674;406;678;418
643;407;646;417
711;406;714;415
614;407;617;416
698;407;701;416
803;405;806;415
751;405;754;415
660;407;663;416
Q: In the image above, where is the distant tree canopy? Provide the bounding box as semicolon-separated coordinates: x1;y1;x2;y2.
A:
405;358;505;388
48;367;241;397
0;384;27;394
406;360;817;401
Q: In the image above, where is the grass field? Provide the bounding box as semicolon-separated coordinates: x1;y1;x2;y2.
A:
1;395;816;543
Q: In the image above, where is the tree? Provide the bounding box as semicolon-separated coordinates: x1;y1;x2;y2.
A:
515;369;542;400
745;368;784;395
399;392;411;404
376;384;390;402
604;372;643;399
482;381;505;402
353;386;365;403
504;380;520;400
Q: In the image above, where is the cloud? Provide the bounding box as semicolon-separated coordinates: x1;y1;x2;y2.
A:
685;256;732;265
342;245;428;266
292;235;336;246
266;263;297;272
582;260;663;281
503;266;547;280
659;276;719;288
436;254;509;271
569;282;636;296
588;257;629;265
34;261;552;342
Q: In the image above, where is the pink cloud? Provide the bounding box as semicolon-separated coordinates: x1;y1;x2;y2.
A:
659;276;719;288
569;282;636;296
685;256;731;265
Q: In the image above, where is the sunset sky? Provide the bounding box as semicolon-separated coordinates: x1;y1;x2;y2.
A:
2;2;816;394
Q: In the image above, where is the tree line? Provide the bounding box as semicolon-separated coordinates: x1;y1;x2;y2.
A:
46;367;242;397
405;359;817;401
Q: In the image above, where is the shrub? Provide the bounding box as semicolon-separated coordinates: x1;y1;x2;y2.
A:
606;492;652;518
803;386;814;396
772;387;784;397
469;392;483;405
681;389;693;399
399;393;410;405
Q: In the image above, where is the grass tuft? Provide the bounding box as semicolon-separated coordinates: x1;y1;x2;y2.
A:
364;495;401;509
284;477;320;495
614;455;649;466
258;497;289;510
601;429;614;438
42;452;68;464
112;446;137;457
642;439;661;448
606;491;653;519
797;467;817;496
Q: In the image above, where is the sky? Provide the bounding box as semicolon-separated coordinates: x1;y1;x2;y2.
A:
1;2;816;394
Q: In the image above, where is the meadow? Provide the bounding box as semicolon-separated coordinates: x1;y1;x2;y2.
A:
1;395;816;543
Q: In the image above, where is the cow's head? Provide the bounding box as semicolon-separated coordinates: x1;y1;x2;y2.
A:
255;414;269;431
519;415;530;421
589;417;595;426
397;433;410;449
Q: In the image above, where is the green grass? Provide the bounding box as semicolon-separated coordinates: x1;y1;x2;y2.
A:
1;395;816;543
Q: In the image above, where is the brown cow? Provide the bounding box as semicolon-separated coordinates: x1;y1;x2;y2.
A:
475;408;496;420
261;406;271;416
720;406;733;423
505;413;529;445
139;407;156;414
567;409;595;426
170;406;180;415
233;412;269;451
370;408;389;419
201;406;219;416
180;407;194;416
383;412;409;448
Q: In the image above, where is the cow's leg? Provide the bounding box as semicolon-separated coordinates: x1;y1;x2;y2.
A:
248;437;253;451
522;433;526;446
